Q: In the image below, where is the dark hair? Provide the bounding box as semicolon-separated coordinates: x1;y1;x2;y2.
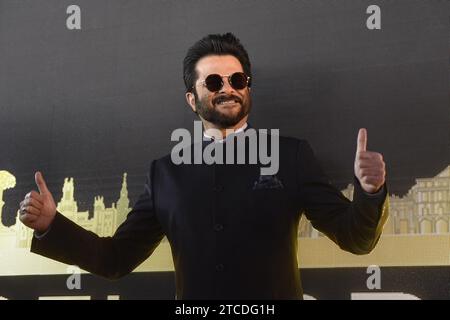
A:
183;33;252;93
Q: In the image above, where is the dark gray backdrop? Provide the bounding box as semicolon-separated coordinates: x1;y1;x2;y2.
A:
0;0;449;300
0;1;448;233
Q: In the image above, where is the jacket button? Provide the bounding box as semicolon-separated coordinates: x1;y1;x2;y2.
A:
214;224;224;232
213;185;224;192
215;264;224;272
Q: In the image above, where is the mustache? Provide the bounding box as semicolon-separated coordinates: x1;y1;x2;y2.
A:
212;94;243;105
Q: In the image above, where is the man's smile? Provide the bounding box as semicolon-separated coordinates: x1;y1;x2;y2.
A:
215;101;240;109
213;95;242;108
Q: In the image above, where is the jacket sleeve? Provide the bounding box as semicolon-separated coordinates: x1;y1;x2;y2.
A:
30;160;165;279
296;140;389;255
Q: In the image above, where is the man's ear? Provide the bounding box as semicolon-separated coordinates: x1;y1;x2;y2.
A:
185;91;197;113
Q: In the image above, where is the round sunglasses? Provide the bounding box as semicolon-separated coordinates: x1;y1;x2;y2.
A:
195;72;251;92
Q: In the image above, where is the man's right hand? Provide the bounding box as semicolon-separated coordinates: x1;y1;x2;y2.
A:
19;171;57;234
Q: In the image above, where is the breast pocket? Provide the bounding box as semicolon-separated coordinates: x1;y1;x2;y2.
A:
248;188;288;216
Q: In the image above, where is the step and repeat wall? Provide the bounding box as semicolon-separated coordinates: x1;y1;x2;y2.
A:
0;0;449;299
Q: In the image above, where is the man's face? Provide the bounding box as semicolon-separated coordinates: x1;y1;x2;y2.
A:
187;55;251;129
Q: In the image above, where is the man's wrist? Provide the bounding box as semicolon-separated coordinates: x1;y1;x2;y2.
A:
353;176;386;198
363;185;385;197
34;225;52;239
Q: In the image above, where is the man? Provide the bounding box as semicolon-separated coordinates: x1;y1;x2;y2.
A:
19;33;388;299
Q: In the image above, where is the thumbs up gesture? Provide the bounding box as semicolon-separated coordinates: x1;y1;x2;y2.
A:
19;172;57;233
354;129;386;193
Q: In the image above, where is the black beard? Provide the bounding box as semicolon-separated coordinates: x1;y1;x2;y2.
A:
194;93;252;129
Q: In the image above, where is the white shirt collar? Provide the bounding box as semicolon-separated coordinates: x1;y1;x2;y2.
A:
203;122;248;143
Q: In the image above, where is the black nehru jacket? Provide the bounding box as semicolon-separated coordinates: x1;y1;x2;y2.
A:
31;126;389;299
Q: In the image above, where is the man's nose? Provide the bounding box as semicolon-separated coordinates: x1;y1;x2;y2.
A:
219;78;236;95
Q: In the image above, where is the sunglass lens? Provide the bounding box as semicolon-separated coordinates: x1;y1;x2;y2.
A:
230;72;248;90
205;74;223;92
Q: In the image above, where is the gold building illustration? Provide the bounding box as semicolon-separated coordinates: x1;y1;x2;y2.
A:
298;165;450;237
0;166;450;275
1;173;130;250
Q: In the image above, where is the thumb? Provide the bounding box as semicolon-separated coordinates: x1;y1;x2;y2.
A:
35;171;50;195
356;128;367;153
